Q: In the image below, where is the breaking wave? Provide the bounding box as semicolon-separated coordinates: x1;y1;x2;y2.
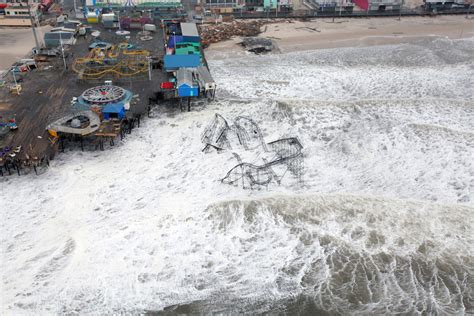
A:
1;36;473;314
4;194;472;314
210;37;474;102
185;195;474;314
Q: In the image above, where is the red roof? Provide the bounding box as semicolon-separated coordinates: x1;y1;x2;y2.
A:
353;0;369;10
160;82;174;89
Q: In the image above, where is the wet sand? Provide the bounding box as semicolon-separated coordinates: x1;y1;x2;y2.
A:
206;16;474;58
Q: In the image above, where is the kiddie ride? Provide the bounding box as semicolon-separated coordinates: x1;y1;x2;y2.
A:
0;117;18;137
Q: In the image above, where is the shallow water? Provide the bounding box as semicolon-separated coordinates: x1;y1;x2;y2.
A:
1;37;473;314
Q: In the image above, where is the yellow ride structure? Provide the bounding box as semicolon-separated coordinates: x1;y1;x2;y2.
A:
72;43;151;80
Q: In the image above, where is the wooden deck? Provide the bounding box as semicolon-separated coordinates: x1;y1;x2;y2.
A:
0;22;168;170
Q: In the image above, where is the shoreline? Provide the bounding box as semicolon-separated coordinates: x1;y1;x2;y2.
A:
205;16;474;59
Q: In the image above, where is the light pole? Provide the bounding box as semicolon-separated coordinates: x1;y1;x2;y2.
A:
59;32;67;70
28;4;40;51
147;57;152;81
11;68;18;87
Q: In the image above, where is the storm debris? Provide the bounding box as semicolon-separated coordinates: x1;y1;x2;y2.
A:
199;21;267;47
240;37;276;54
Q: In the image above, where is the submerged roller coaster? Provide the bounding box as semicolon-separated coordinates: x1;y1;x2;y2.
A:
202;114;304;189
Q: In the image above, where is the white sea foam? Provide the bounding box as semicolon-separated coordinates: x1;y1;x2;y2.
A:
1;37;473;314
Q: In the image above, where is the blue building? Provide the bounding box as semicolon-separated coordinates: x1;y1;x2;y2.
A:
167;35;184;48
102;103;126;120
164;55;200;72
177;68;198;97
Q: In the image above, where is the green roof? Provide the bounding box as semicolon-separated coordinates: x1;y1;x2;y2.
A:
175;42;200;49
175;45;201;56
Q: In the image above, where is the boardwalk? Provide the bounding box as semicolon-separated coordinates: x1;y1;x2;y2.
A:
0;23;168;167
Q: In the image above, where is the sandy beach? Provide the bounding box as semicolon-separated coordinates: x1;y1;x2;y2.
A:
0;26;51;72
206;16;474;58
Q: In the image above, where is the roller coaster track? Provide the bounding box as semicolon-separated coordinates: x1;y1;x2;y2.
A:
234;116;268;152
72;44;150;79
221;137;304;187
202;114;304;188
201;113;232;151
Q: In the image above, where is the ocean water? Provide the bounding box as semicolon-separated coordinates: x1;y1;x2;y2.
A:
1;37;473;314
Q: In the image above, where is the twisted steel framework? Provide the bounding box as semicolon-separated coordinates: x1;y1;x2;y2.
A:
202;114;304;189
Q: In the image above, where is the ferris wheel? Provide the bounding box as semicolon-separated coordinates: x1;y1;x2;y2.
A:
81;85;126;104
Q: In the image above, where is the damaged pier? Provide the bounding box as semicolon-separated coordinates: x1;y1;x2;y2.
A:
0;5;214;176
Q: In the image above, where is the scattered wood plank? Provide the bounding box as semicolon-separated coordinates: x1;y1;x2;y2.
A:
295;26;321;32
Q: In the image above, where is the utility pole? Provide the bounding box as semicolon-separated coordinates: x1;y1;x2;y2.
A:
28;4;40;51
12;68;18;87
73;0;77;17
147;57;152;81
398;0;404;20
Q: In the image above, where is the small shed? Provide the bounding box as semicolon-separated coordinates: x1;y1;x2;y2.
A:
177;68;198;97
180;23;200;43
196;66;216;95
102;103;126;120
164;55;200;72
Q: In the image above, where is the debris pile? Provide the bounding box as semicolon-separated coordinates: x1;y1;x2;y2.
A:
240;37;275;54
199;21;267;47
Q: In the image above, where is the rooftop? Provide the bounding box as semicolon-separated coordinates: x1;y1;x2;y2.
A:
164;54;200;70
180;22;199;37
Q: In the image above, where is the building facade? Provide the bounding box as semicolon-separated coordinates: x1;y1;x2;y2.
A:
0;3;40;26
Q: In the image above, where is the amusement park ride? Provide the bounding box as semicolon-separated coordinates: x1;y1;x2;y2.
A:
72;42;151;80
202;114;304;189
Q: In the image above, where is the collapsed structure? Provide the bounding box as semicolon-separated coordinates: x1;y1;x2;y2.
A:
201;114;304;189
